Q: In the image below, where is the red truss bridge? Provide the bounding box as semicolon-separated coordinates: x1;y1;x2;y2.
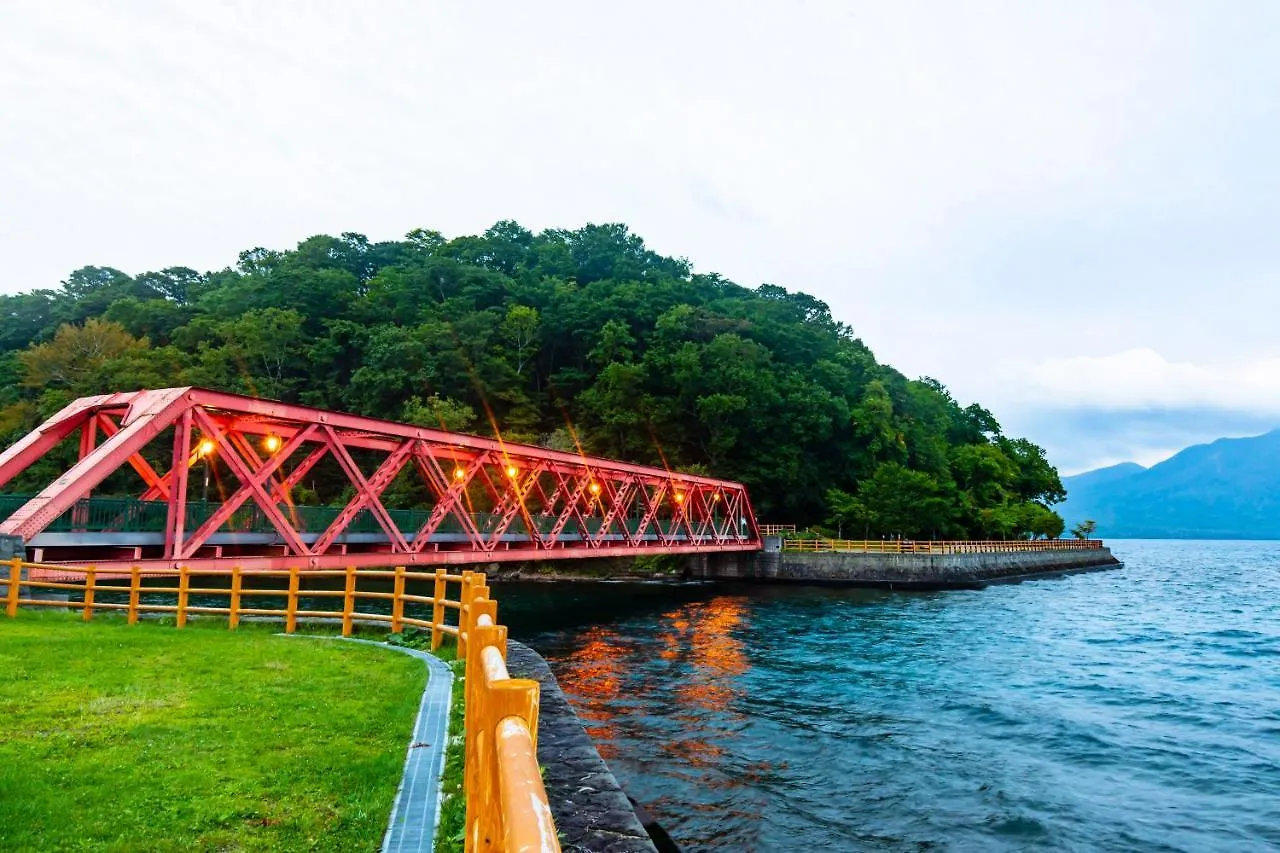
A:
0;388;761;572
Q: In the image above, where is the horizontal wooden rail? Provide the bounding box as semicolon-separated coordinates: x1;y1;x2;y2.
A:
781;538;1105;554
1;557;561;852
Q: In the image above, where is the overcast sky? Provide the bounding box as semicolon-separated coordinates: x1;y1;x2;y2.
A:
3;1;1278;474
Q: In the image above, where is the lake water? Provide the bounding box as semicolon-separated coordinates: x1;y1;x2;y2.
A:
499;540;1280;852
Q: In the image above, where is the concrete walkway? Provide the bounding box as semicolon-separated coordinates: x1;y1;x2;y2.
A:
281;636;454;853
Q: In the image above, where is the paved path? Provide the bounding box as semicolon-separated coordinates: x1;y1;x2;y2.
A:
280;636;453;853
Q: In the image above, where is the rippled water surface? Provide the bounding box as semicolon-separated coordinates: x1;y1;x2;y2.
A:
499;541;1280;852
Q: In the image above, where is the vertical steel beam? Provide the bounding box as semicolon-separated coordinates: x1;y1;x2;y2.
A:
164;409;193;559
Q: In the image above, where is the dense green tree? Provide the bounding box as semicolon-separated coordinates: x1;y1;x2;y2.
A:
1071;519;1098;540
19;318;149;392
0;221;1065;536
849;464;957;540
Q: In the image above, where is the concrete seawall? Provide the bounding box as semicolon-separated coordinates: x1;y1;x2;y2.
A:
689;545;1122;589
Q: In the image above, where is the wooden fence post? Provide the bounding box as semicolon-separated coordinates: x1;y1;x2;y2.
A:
431;568;445;651
391;566;405;634
82;565;96;622
341;564;356;637
229;566;242;630
127;565;141;625
286;566;299;634
6;556;21;618
458;571;474;660
176;566;190;628
464;599;501;849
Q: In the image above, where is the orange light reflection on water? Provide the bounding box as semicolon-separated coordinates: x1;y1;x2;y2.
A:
553;595;754;762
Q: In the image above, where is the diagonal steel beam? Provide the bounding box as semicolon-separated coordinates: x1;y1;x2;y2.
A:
178;410;314;559
314;429;413;553
0;388;189;539
544;471;592;548
0;392;131;490
411;445;487;551
95;413;170;499
594;476;636;547
483;460;548;551
630;480;668;546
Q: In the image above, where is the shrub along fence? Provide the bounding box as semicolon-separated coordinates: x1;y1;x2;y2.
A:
1;558;560;853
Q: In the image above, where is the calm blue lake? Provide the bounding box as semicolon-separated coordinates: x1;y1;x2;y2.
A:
500;540;1280;852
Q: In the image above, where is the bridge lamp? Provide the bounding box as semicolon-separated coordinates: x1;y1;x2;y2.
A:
713;492;722;502
263;434;281;453
196;438;216;503
453;467;467;481
589;482;601;495
674;492;685;504
506;465;518;478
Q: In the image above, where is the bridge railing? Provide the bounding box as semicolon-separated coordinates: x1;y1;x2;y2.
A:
758;524;797;535
782;538;1104;554
1;559;561;853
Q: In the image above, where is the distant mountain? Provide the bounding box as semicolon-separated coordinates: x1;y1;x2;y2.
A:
1060;430;1280;538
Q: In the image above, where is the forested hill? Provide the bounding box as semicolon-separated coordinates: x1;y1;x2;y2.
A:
0;222;1065;537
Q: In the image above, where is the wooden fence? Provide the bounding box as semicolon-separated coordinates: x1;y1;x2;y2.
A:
782;538;1105;554
1;558;560;853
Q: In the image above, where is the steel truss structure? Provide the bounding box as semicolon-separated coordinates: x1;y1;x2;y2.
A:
0;388;761;570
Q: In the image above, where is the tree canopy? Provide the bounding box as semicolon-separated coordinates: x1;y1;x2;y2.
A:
0;221;1065;537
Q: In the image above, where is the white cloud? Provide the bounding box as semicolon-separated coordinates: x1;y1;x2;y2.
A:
994;349;1280;413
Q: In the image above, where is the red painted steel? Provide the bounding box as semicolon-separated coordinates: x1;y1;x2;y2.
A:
0;387;761;571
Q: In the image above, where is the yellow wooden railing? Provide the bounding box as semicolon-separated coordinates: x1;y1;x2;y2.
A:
1;558;561;853
782;538;1104;554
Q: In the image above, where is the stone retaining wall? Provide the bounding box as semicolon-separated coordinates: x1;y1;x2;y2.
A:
504;642;659;853
692;546;1121;588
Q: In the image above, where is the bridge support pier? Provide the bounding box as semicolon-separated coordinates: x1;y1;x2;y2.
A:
686;537;781;580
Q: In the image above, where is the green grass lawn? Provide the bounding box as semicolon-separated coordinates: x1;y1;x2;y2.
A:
0;613;427;852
